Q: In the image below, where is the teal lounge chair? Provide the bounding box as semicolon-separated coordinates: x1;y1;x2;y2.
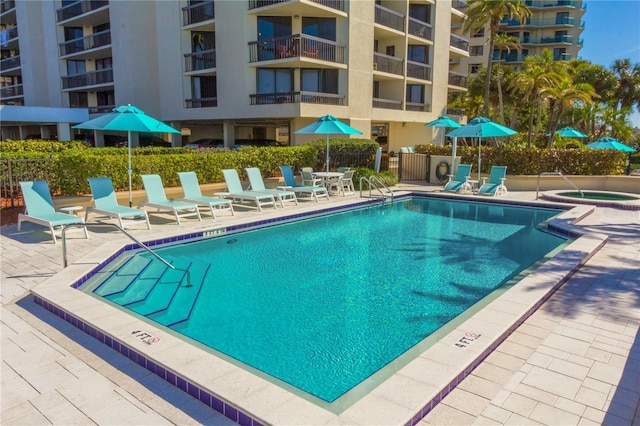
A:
17;180;88;243
245;167;298;208
177;171;234;219
86;177;151;229
443;164;472;193
278;165;330;202
221;169;276;211
477;166;508;196
139;174;202;224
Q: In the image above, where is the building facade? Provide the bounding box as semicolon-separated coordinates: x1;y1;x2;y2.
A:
0;0;470;153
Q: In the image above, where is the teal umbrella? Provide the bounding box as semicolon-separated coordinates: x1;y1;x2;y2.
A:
294;115;363;172
425;116;462;172
446;117;517;180
73;104;181;206
586;137;636;152
555;127;588;138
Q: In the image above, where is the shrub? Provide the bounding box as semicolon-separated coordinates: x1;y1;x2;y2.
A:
353;167;398;190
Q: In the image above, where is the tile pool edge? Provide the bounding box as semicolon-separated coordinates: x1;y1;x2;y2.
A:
29;197;606;425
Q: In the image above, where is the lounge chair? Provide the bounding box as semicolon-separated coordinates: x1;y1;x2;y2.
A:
443;164;472;193
245;167;298;208
86;177;151;229
221;169;277;211
17;180;88;243
278;165;330;202
477;166;508;196
177;171;234;219
139;174;202;224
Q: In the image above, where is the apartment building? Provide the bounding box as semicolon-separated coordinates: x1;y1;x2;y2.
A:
461;0;585;76
0;0;469;153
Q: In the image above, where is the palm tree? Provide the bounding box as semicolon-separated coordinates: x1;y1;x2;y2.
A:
463;0;531;117
543;79;596;147
611;58;640;111
492;33;521;124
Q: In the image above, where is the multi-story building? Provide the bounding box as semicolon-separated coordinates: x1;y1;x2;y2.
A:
462;0;585;76
0;0;470;153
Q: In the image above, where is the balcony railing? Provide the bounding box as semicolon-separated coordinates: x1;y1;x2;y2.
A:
184;49;216;72
450;34;469;51
493;52;529;62
406;61;432;81
452;0;468;13
186;97;218;108
554;52;572;61
182;1;214;26
59;30;111;56
56;0;108;22
4;25;18;41
501;16;575;26
88;104;115;114
448;72;467;87
406;102;430;112
375;4;404;32
373;98;402;110
0;55;20;72
446;107;465;116
408;18;433;41
524;0;577;8
248;0;346;12
519;35;573;44
250;91;345;105
249;34;345;64
1;0;16;14
0;84;23;98
62;68;114;89
373;52;403;75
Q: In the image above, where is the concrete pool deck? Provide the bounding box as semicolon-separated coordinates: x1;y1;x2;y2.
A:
1;185;638;425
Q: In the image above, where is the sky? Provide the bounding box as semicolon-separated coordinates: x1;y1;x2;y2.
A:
578;0;640;127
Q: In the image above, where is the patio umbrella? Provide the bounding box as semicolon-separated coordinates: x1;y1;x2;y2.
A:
446;117;517;181
425;115;462;171
294;115;363;173
586;136;636;152
73;104;180;207
554;126;588;138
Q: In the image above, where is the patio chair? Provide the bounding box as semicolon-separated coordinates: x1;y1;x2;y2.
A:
330;169;355;196
177;171;234;219
443;164;472;193
86;177;151;229
221;169;277;211
139;174;202;224
245;167;298;208
301;169;323;187
477;166;508;196
278;165;330;202
17;180;88;243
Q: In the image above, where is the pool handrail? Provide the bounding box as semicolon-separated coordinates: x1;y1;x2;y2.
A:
61;222;192;287
359;175;394;203
536;171;583;200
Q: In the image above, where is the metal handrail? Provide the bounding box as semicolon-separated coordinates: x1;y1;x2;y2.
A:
359;176;394;203
536;171;583;200
61;223;191;287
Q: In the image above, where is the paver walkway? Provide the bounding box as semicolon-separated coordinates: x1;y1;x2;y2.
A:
1;187;638;425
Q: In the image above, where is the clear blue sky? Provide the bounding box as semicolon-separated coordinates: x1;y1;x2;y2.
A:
578;0;640;127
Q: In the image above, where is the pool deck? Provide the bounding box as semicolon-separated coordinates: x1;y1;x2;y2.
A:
1;184;638;425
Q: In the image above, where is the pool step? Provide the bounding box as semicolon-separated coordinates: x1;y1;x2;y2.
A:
106;260;173;305
94;255;155;297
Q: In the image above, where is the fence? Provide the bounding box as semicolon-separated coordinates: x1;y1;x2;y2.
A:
1;158;55;208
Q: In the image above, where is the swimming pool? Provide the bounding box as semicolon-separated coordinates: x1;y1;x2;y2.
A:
541;189;640;210
80;197;567;404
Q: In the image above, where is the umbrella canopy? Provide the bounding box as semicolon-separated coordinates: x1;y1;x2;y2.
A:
73;104;181;206
586;137;636;152
425;116;462;172
446;117;517;180
294;115;363;173
555;126;588;138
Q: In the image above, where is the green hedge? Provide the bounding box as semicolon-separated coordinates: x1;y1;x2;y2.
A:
415;144;628;175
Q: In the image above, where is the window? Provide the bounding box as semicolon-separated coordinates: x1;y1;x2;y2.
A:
408;45;428;63
192;31;215;52
192;75;217;98
406;84;424;103
66;60;85;75
257;68;293;93
373;81;379;98
553;48;567;61
95;57;112;70
386;45;395;57
93;22;110;33
96;90;114;107
302;17;336;41
258;16;292;40
64;26;83;41
469;64;481;74
472;28;484;38
301;69;338;93
555;12;569;24
69;92;88;108
408;4;430;22
470;46;483;56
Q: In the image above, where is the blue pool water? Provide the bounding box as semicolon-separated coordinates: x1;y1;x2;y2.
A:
85;197;567;403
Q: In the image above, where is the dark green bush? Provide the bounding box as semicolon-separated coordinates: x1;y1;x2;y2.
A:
353;167;398;190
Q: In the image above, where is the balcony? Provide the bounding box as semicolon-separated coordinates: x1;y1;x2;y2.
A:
373;98;402;110
373;52;403;75
493;52;529;63
56;0;108;23
519;35;574;45
375;4;404;32
59;30;111;57
248;0;346;12
62;68;113;89
0;55;20;73
524;0;578;8
250;91;345;105
452;0;468;13
186;97;218;108
184;49;216;72
249;34;345;65
450;34;469;52
1;0;15;14
406;102;430;112
406;61;432;81
88;104;115;114
182;1;214;26
501;16;576;27
0;83;23;99
408;18;432;42
448;72;467;88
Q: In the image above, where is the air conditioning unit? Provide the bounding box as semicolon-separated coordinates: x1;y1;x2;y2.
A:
373;62;378;71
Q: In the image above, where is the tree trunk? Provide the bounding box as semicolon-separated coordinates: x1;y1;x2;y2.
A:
483;38;495;118
497;66;505;124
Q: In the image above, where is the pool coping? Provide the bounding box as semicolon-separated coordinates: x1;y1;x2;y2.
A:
540;189;640;210
29;194;607;426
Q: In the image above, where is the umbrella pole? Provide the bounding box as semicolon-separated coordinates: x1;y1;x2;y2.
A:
451;136;457;174
326;134;330;173
477;137;482;182
128;131;133;207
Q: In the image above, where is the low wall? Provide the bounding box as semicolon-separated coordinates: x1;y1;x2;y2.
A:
505;175;640;194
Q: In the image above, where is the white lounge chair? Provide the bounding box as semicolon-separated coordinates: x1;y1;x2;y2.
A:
278;165;329;202
221;169;277;211
177;171;234;219
86;177;151;229
139;174;202;224
245;167;298;208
